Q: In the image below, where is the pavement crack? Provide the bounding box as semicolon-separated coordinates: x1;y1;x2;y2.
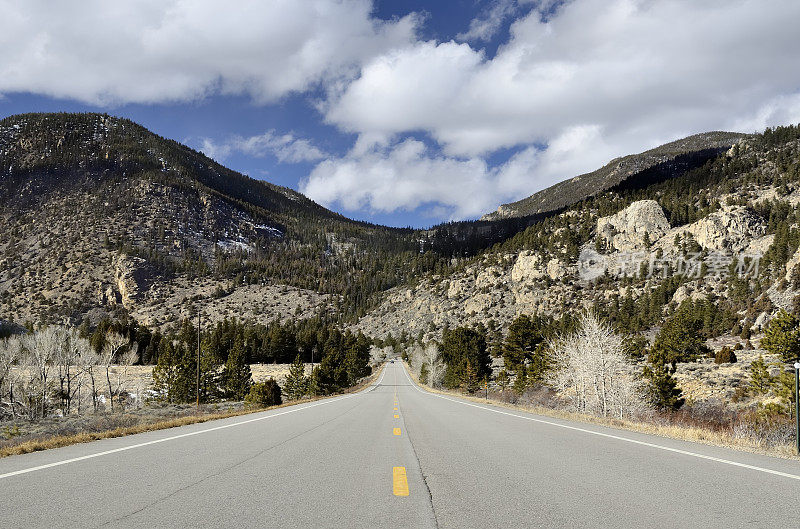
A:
404;422;440;529
93;398;369;528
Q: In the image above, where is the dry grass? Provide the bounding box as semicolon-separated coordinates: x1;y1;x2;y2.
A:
0;364;384;460
403;363;800;461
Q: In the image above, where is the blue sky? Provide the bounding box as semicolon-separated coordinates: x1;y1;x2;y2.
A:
2;1;800;228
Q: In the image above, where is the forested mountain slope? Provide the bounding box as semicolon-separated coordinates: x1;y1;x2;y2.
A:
0;113;444;326
482;132;749;220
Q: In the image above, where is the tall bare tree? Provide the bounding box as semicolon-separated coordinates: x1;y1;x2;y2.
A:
79;346;101;413
101;331;131;412
112;344;139;409
54;327;91;415
0;336;21;418
22;327;61;418
549;312;644;419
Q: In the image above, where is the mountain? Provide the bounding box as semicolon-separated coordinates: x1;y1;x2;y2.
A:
357;125;800;365
481;131;749;221
3;111;799;363
0;112;445;327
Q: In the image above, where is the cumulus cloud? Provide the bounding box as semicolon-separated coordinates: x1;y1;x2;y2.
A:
199;131;327;164
312;0;800;218
6;0;800;222
326;0;800;158
301;125;615;220
0;0;419;105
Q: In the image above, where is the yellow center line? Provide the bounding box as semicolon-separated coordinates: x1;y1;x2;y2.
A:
393;427;401;436
393;467;409;496
393;414;399;418
393;407;398;410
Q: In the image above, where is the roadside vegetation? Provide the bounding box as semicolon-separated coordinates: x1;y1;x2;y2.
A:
0;315;374;455
406;308;800;457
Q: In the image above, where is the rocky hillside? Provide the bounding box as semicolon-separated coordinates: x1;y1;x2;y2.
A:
0;113;439;328
482;132;748;220
357;127;800;346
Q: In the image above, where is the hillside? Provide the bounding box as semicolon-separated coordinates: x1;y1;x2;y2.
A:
357;125;800;402
481;132;749;220
0;113;445;327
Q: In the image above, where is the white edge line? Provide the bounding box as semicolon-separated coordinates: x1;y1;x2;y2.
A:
399;363;800;482
0;365;388;481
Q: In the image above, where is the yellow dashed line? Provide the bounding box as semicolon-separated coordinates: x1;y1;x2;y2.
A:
394;414;399;418
393;407;398;410
393;427;401;436
393;467;409;496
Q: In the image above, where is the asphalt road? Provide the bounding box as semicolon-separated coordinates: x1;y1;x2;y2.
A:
1;361;800;528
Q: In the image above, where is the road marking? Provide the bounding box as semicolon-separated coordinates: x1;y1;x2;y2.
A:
393;466;409;496
399;364;800;482
393;428;402;436
394;414;399;418
0;367;389;482
393;407;398;410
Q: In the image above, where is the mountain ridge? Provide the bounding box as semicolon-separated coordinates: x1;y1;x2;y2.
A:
481;131;750;221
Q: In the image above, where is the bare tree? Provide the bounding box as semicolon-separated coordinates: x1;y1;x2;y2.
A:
53;327;91;416
0;336;21;418
549;312;645;419
79;346;101;413
421;343;444;387
22;327;61;419
112;344;139;409
101;331;131;411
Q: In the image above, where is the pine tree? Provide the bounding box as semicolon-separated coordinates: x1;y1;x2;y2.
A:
419;363;429;385
642;362;684;410
283;354;308;400
222;337;252;400
761;310;800;361
496;369;509;391
441;326;491;389
749;355;772;394
650;302;710;369
512;365;528;395
463;360;479;393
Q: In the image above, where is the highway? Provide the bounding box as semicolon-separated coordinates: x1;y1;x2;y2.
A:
1;361;799;528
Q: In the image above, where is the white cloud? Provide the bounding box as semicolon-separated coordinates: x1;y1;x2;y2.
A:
199;131;327;164
0;0;419;105
301;125;615;220
457;0;519;43
326;0;800;158
5;0;800;222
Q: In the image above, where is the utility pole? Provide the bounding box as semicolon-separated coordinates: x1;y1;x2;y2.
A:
196;311;201;409
794;361;799;455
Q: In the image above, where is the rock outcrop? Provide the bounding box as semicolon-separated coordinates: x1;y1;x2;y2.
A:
683;206;766;252
597;200;670;252
114;255;154;310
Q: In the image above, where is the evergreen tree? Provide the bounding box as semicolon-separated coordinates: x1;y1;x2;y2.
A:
441;326;491;389
152;336;180;402
642;362;684;410
419;363;429;385
283;354;308;400
749;355;772;394
512;365;528;395
761;310;800;361
496;369;509;391
463;360;479;393
222;336;252;400
650;302;711;369
503;314;541;369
